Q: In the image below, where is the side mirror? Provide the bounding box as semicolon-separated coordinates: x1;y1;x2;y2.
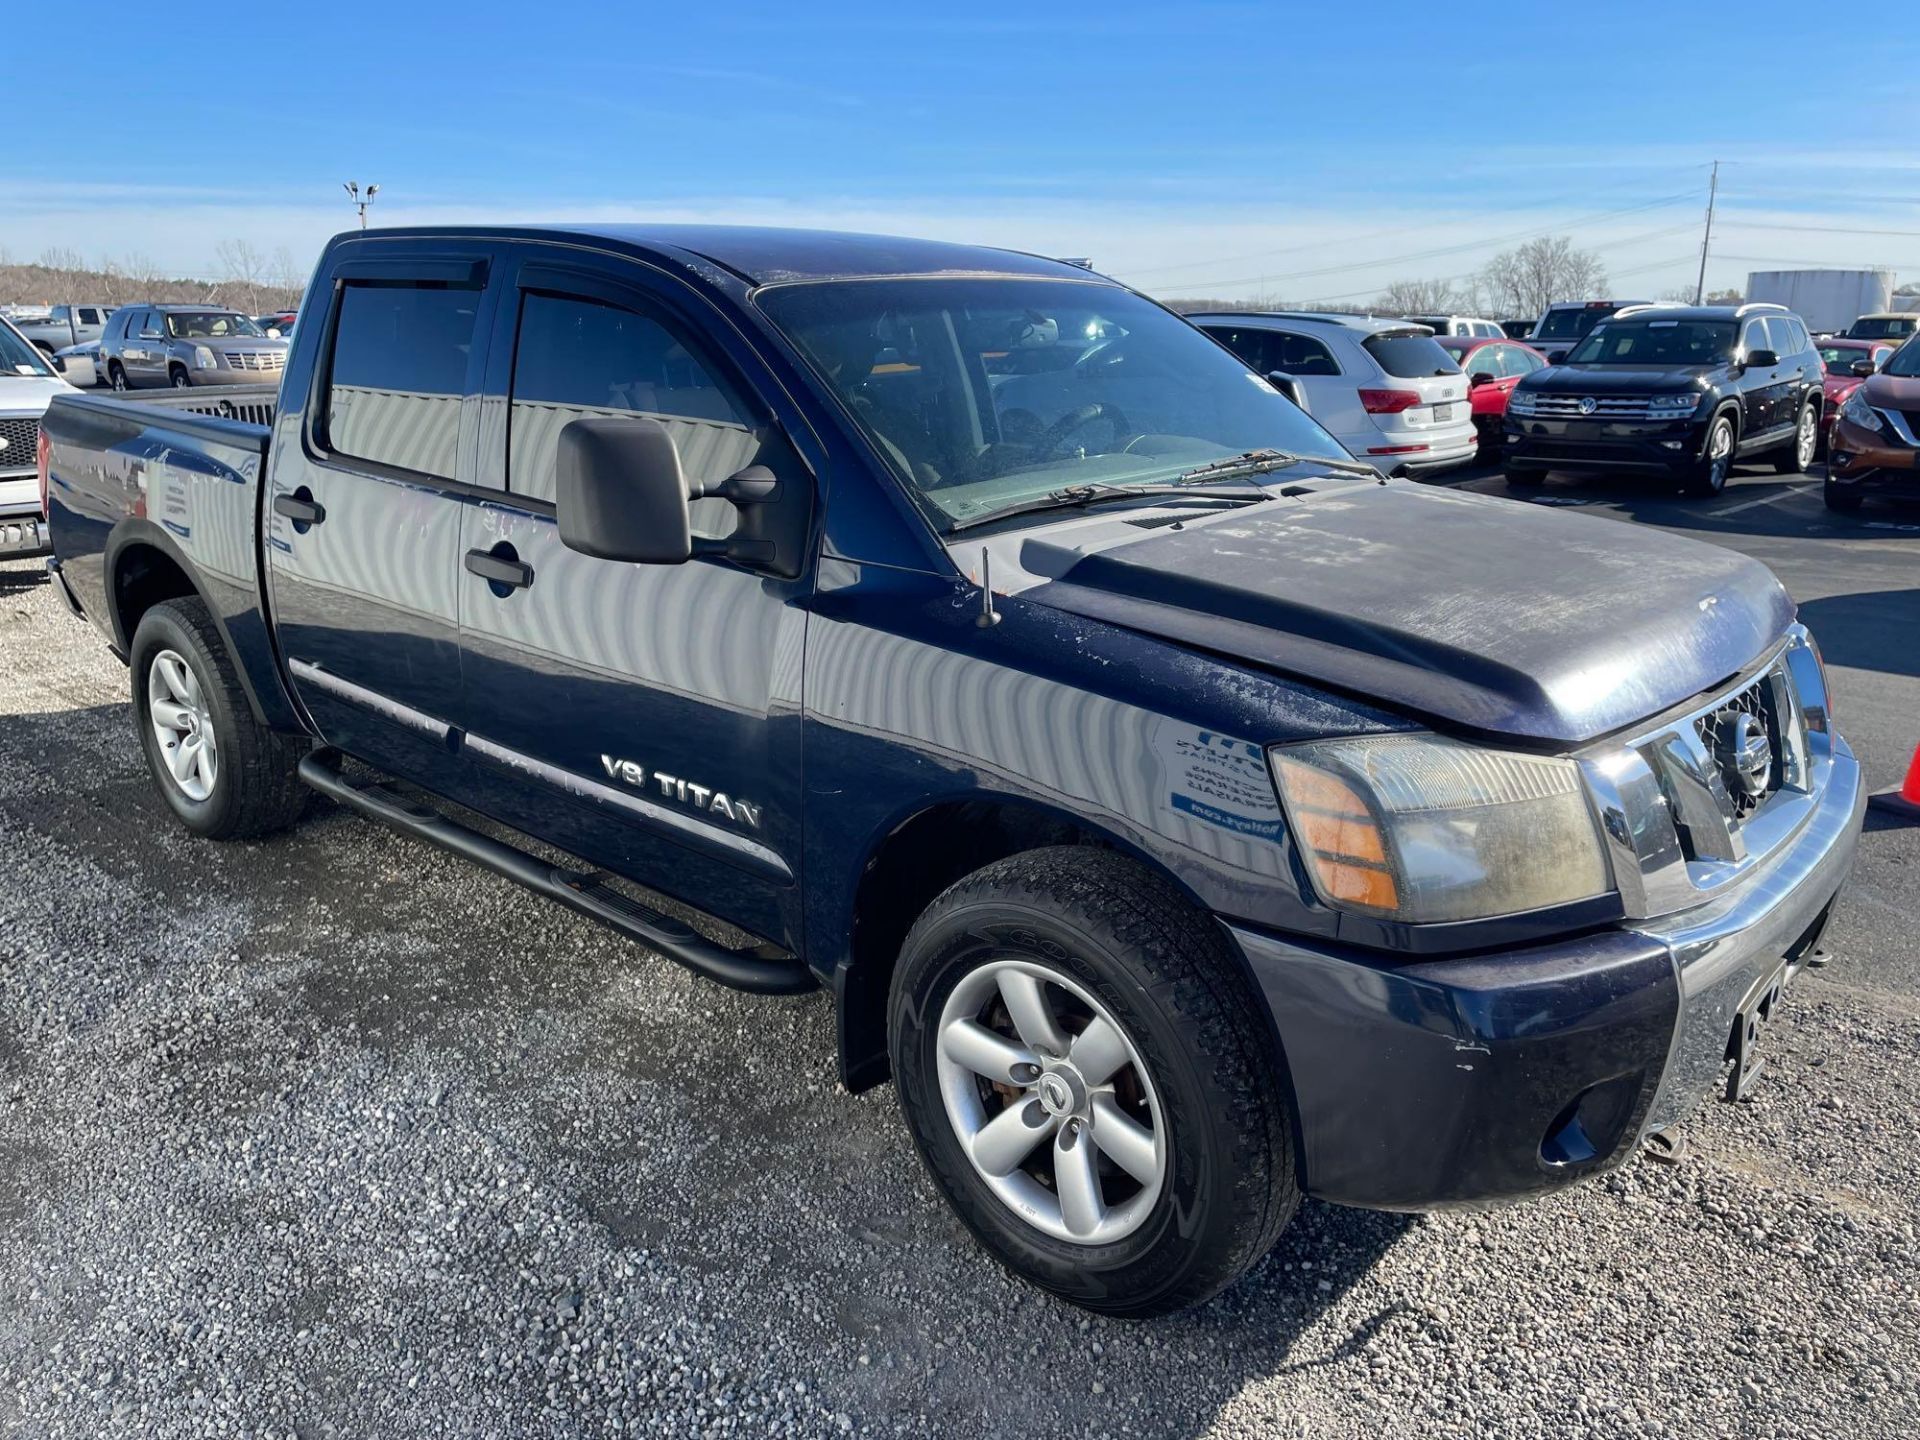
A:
1469;370;1497;388
1851;358;1877;377
1264;370;1304;407
556;416;693;565
1744;348;1780;369
555;414;810;577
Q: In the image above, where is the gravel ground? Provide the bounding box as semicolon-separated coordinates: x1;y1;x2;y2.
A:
2;497;1918;1438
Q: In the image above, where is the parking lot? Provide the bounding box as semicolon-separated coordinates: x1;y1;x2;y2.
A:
1;457;1917;1438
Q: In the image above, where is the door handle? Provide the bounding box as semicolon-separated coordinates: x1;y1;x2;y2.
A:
273;491;326;526
465;546;534;590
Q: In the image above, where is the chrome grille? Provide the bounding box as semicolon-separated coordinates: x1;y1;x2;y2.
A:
1577;628;1832;921
0;415;38;470
1523;394;1659;418
224;350;285;371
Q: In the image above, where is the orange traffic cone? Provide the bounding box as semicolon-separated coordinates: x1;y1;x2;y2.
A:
1869;742;1920;821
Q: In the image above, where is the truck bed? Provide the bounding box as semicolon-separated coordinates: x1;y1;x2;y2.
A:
44;384;291;725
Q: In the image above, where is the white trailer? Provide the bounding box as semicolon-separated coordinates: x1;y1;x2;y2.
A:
1745;269;1894;334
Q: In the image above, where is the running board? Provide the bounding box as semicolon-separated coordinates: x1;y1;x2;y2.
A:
297;753;816;996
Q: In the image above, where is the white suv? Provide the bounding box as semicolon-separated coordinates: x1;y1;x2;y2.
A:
1399;314;1506;338
1193;312;1477;476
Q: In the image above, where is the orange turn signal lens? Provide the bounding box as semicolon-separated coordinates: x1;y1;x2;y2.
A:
1271;756;1400;912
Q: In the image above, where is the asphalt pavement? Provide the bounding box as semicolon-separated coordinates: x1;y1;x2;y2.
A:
1;459;1916;1439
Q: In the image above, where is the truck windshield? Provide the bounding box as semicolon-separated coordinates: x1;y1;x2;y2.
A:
757;277;1355;530
0;320;55;377
1566;320;1735;365
1848;316;1917;339
165;312;268;340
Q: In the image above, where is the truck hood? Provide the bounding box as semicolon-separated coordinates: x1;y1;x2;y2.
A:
1019;483;1792;745
0;372;68;412
1525;363;1714;394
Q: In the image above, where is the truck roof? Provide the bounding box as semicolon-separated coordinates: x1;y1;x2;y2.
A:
337;224;1106;287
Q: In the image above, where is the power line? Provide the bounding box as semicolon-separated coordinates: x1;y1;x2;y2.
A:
1113;163;1710;281
1146;189;1705;295
1719;219;1920;239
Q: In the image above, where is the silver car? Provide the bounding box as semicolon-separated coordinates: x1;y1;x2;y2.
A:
99;304;289;390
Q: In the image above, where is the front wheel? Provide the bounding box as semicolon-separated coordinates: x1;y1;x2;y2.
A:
1824;480;1864;513
130;597;311;839
1774;401;1817;475
169;366;192;389
889;847;1298;1316
1683;413;1736;496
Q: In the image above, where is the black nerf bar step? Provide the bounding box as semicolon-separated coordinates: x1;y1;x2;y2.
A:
297;752;815;996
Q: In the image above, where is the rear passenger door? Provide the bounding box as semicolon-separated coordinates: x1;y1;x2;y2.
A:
264;246;497;785
450;252;813;949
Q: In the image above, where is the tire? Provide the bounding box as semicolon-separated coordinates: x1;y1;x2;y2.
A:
108;362;128;392
888;846;1298;1317
169;365;192;389
129;597;310;840
1683;412;1736;496
1503;461;1544;487
1824;481;1864;513
1774;400;1817;475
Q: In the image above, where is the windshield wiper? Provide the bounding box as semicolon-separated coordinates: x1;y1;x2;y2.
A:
947;480;1267;533
1175;448;1378;483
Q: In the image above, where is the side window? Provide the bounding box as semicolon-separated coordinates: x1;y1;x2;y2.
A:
1278;332;1341;376
78;308;100;326
1203;326;1278;375
323;281;481;480
1510;345;1544;375
1741;319;1770;356
507;291;758;539
1765;316;1799;356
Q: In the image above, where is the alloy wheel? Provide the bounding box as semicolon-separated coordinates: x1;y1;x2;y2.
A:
147;649;217;803
1795;405;1816;470
935;958;1166;1244
1706;418;1733;491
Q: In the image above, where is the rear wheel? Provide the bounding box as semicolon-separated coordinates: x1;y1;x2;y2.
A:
108;362;128;392
1774;400;1817;475
130;597;310;839
889;847;1298;1316
1683;413;1736;496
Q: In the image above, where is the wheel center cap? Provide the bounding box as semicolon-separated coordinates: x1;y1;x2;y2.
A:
1035;1069;1082;1117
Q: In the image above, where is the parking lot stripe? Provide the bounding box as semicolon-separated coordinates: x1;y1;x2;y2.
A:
1713;483;1816;517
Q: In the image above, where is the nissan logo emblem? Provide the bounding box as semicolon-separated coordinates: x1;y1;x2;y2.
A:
1714;712;1774;800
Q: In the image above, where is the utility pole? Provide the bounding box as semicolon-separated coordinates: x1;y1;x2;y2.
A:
342;180;380;230
1694;160;1719;304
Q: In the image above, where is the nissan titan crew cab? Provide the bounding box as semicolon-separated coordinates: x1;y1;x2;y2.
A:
40;226;1865;1317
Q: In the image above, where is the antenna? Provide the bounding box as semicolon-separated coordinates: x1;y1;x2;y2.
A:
975;546;1001;628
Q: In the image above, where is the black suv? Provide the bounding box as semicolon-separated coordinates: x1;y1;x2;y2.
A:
1503;303;1823;496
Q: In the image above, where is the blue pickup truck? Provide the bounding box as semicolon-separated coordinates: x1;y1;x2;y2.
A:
39;224;1865;1315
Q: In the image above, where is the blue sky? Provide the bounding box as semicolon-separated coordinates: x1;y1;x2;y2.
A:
9;1;1920;300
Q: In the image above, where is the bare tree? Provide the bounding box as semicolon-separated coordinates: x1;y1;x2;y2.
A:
215;238;269;313
1479;236;1607;320
1374;276;1469;315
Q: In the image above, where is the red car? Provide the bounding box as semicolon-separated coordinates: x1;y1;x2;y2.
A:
1435;335;1550;454
1815;337;1896;452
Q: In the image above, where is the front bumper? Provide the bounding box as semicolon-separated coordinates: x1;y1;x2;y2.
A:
1231;734;1864;1211
1503;414;1707;473
1;478;50;558
1828;415;1920;498
195;366;285;387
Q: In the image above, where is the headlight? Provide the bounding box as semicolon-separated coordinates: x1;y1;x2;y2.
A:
1648;392;1701;417
194;345;218;370
1839;388;1884;436
1507;389;1539;416
1269;733;1612;924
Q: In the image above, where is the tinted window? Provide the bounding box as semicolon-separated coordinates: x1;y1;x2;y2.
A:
508;292;756;539
1277;332;1341;375
1741;319;1771;356
1849;315;1918;339
1764;316;1800;355
1202;326;1281;376
1880;338;1920;378
324;282;480;480
1536;306;1611;340
1363;332;1459;378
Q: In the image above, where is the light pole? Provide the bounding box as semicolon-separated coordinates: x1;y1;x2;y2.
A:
342;180;380;230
